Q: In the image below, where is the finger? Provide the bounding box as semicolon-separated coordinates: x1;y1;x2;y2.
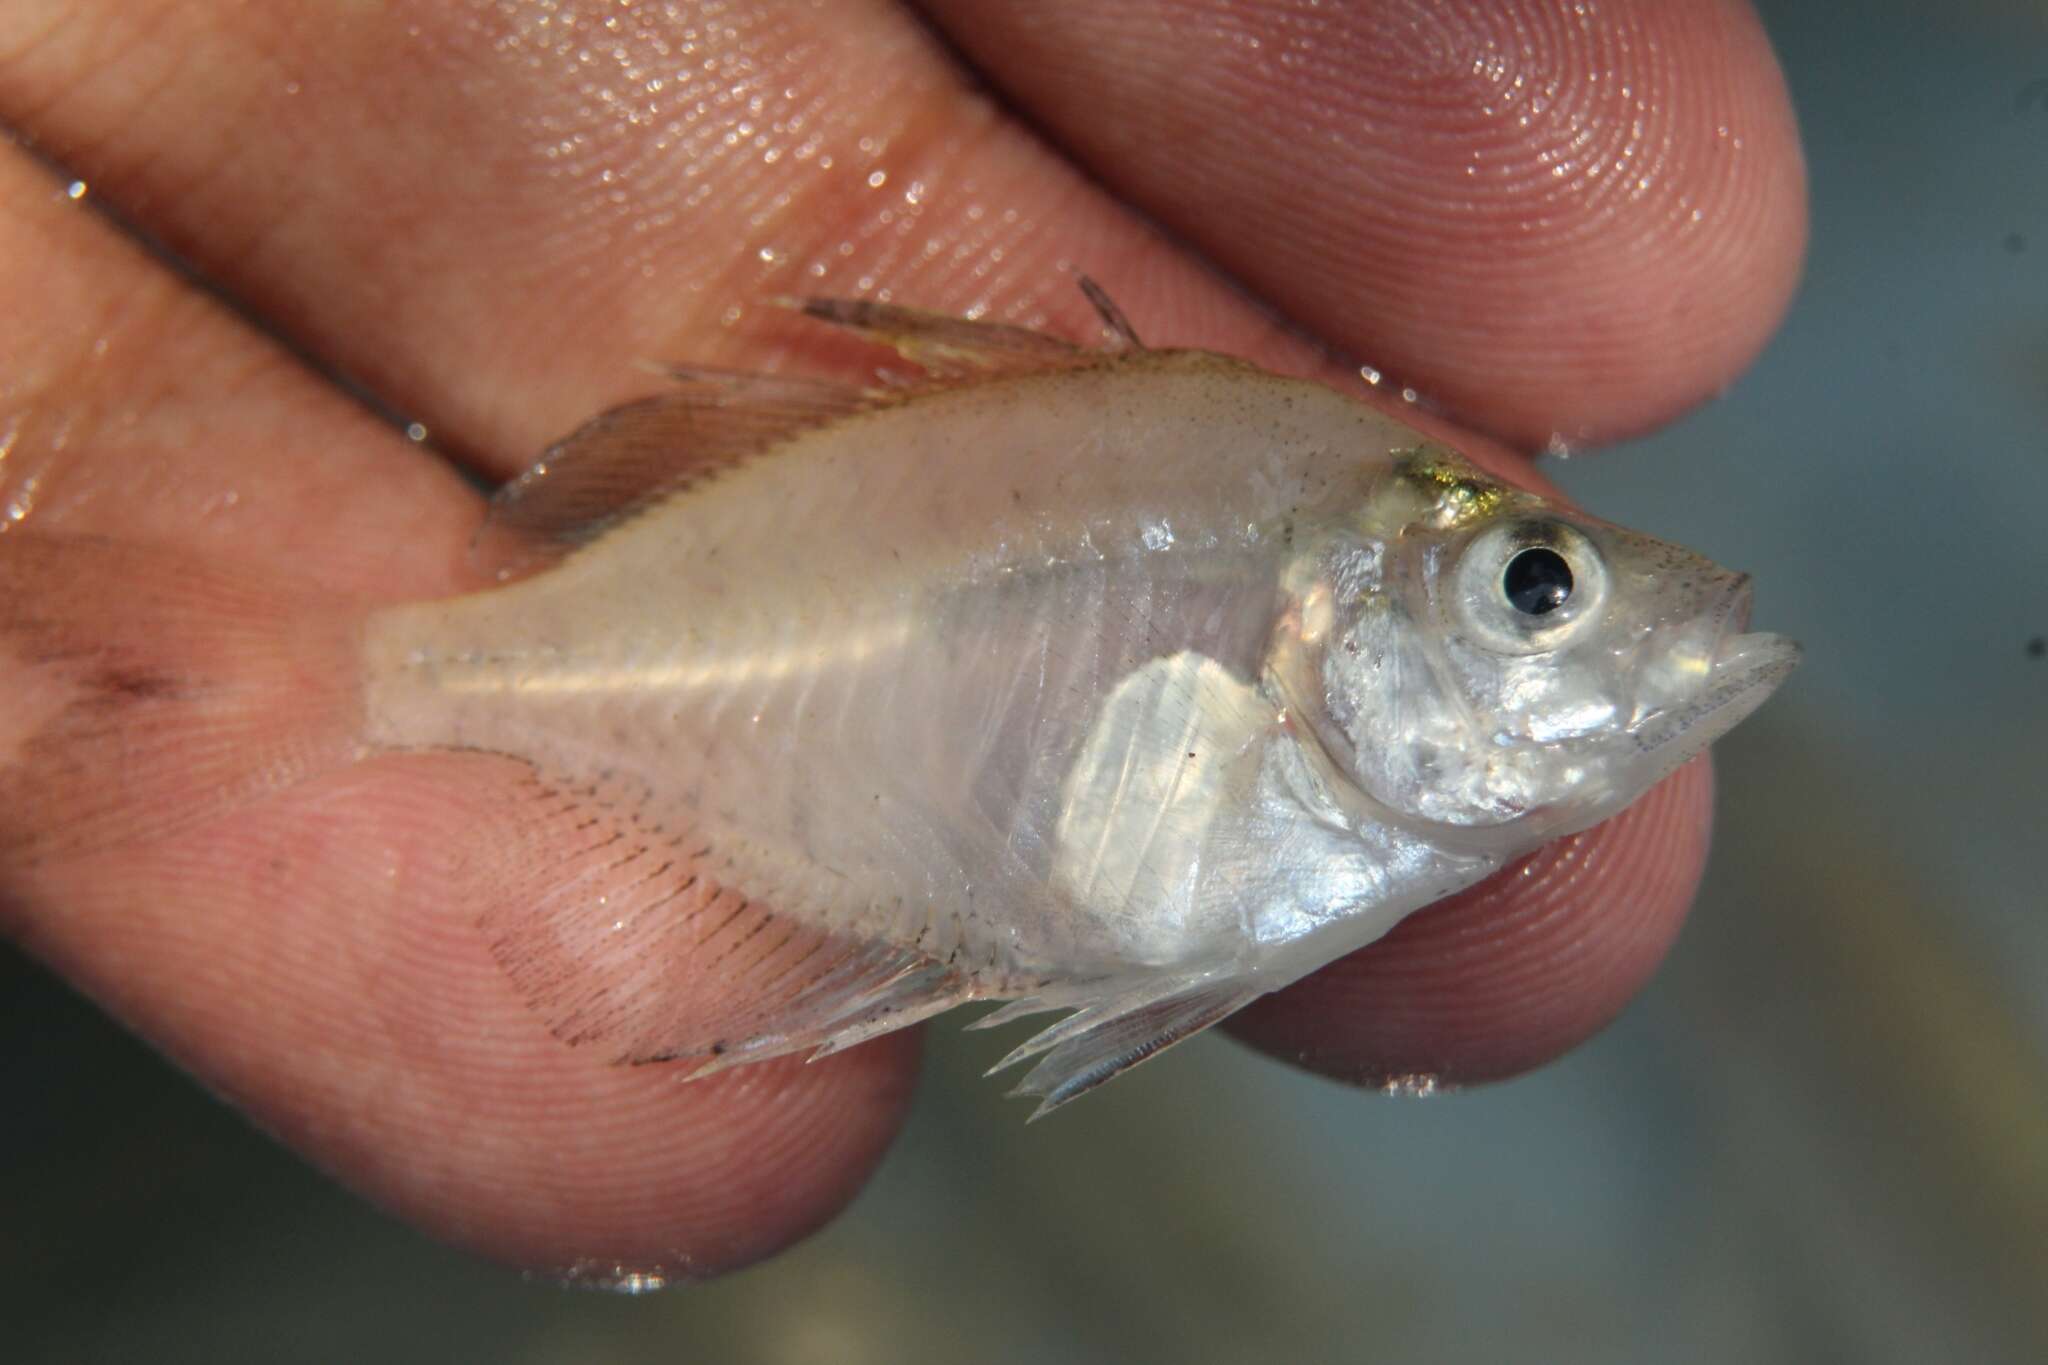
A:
1;0;1719;1147
0;145;916;1276
0;0;1165;472
0;152;470;586
914;0;1808;447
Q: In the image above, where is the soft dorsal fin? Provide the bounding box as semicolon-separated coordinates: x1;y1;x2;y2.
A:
474;279;1141;579
471;368;869;580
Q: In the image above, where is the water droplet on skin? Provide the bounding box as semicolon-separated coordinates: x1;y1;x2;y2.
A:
3;474;43;528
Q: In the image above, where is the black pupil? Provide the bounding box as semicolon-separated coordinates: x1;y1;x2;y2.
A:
1503;547;1573;616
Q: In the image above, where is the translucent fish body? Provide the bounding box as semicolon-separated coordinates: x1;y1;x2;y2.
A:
339;296;1795;1115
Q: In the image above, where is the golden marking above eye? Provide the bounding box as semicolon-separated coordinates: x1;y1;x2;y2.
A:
1391;447;1519;529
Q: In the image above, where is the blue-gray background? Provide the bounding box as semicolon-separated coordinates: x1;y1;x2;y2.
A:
7;1;2045;1360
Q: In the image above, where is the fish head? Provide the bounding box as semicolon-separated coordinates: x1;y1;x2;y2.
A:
1288;448;1799;847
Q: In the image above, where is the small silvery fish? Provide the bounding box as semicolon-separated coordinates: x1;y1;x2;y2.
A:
0;286;1798;1116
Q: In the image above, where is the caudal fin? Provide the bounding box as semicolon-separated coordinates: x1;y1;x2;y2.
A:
0;534;365;862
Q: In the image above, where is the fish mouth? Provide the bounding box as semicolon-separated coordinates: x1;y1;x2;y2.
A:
1630;575;1801;760
1706;574;1801;716
1704;629;1802;716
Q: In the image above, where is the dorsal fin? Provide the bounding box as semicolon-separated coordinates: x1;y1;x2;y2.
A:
793;296;1084;377
1076;276;1144;350
474;280;1141;579
792;276;1143;376
471;368;869;581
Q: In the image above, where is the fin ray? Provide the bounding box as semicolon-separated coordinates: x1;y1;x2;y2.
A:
1077;275;1144;350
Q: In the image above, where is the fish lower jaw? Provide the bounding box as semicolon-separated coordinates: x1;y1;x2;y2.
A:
1628;630;1801;761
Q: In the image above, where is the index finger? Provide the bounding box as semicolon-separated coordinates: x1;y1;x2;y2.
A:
916;0;1808;446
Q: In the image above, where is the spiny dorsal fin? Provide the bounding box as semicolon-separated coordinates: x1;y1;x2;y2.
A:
792;275;1144;376
792;296;1085;377
1077;276;1144;350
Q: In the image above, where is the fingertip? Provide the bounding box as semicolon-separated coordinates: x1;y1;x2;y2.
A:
1333;0;1810;446
921;0;1809;446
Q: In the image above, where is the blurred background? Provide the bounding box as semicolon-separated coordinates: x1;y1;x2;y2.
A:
6;0;2046;1360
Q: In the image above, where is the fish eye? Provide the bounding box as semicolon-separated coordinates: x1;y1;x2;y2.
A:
1450;520;1608;654
1503;547;1572;616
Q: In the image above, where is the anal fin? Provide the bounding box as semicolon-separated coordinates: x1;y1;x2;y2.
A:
478;769;968;1070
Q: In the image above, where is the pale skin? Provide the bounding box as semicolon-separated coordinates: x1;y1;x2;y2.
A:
0;1;1805;1275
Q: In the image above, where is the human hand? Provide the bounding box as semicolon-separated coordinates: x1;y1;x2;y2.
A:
0;0;1803;1277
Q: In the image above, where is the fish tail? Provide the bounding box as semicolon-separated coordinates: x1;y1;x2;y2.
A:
0;533;365;862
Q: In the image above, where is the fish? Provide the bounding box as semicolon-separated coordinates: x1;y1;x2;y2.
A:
0;284;1799;1117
